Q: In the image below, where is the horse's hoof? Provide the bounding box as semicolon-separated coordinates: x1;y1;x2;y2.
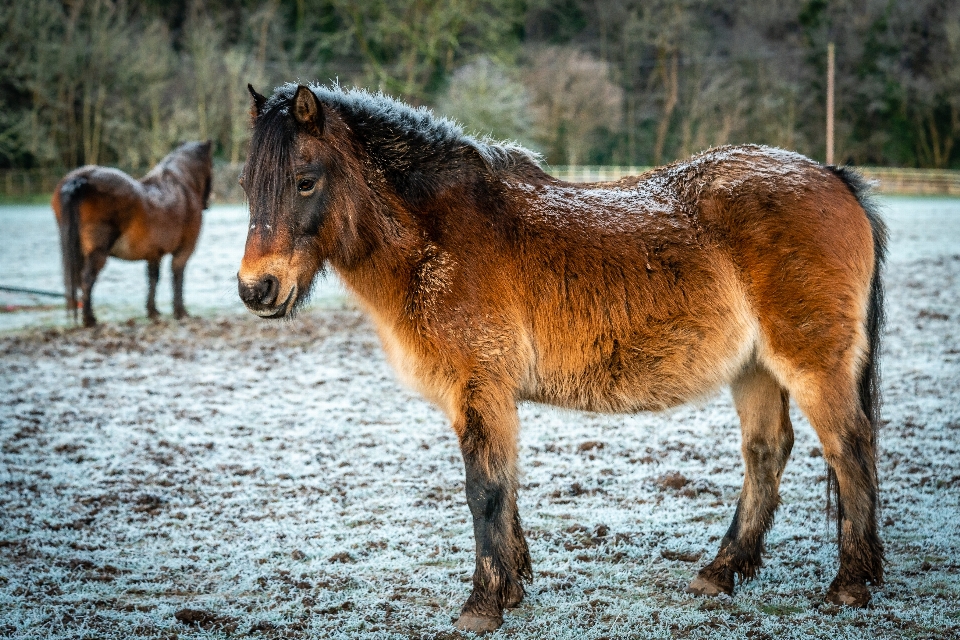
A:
453;613;502;634
825;583;870;607
686;575;731;597
504;584;524;609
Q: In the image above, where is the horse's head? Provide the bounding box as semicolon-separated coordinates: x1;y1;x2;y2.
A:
238;84;365;319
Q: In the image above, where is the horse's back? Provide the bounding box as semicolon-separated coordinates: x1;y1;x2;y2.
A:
67;165;143;198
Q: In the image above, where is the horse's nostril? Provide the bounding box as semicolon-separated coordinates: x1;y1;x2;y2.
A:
238;278;255;305
259;275;279;306
238;274;280;307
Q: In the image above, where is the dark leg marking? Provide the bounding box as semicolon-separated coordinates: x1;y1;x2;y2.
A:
455;406;531;633
823;416;883;607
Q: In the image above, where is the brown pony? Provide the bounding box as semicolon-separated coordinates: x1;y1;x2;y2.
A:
238;84;886;633
52;141;213;326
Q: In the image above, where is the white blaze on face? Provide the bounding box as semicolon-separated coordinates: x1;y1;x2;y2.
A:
238;221;300;314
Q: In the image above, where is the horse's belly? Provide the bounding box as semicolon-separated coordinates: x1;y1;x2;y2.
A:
109;234;139;260
525;304;758;413
524;363;728;413
110;223;170;261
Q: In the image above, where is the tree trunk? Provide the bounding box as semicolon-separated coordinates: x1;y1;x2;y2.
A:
653;50;678;166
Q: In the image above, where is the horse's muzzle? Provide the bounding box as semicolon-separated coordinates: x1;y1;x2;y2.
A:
238;274;295;318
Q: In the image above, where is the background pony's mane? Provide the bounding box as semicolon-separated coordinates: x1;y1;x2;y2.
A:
245;83;541;212
142;141;212;208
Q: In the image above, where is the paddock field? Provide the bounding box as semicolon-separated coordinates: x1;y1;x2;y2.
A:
0;197;958;639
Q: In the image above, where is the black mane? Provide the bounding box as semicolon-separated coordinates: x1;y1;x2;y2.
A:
247;83;541;210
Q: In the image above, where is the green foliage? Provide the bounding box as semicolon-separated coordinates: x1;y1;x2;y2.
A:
327;0;526;103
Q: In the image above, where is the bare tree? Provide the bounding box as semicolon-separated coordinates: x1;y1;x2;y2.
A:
435;56;534;148
524;46;623;166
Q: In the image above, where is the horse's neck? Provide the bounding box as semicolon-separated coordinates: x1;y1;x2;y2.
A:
332;185;464;330
330;168;513;327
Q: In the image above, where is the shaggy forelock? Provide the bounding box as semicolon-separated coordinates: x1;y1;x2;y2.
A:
244;102;296;217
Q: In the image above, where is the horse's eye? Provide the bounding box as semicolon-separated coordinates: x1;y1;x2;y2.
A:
297;178;316;195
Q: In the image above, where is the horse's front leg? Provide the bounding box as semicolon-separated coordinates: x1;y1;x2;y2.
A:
171;254;189;320
146;259;161;320
454;400;531;634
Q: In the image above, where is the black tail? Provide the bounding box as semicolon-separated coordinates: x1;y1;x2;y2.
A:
58;176;89;323
828;166;887;434
825;165;888;550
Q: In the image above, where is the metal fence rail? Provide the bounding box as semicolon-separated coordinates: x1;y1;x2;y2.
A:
1;169;62;199
3;163;960;201
547;166;650;183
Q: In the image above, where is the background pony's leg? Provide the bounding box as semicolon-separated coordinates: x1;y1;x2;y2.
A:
171;217;200;320
689;362;793;596
146;259;161;320
800;391;883;606
80;248;108;327
453;395;531;634
171;252;190;319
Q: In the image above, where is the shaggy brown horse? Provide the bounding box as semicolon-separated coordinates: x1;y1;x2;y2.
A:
53;141;213;326
238;84;886;633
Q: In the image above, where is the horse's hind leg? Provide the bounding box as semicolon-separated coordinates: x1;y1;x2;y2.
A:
689;362;793;597
799;386;882;606
146;259;161;320
80;248;108;327
453;391;531;634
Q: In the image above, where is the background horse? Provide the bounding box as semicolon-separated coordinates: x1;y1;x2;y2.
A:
238;84;886;633
52;140;213;327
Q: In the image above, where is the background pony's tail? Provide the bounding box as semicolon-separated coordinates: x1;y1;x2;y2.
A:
825;165;888;553
58;176;89;323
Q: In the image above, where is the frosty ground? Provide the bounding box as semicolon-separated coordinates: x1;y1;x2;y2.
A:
1;198;958;639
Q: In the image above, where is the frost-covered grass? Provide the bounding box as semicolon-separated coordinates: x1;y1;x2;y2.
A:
1;198;959;639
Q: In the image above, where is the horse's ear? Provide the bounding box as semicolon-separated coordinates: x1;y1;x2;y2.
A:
292;84;324;137
248;84;267;120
